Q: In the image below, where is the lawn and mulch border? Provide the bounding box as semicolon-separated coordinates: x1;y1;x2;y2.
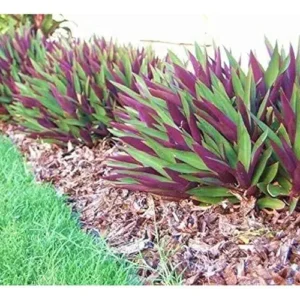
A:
2;124;300;285
0;135;140;285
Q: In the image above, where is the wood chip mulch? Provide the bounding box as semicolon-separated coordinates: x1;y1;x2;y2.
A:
1;123;300;285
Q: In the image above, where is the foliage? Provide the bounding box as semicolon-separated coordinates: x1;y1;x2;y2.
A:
1;31;162;145
1;23;299;212
0;14;71;37
0;25;56;119
106;40;300;212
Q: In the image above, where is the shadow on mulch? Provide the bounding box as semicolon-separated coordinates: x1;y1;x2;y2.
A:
1;123;300;285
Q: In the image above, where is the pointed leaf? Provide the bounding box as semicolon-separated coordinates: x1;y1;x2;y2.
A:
257;197;285;210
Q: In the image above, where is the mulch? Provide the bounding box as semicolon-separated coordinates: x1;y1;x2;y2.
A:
1;123;300;285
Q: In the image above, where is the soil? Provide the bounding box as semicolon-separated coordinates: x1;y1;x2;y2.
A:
1;123;300;285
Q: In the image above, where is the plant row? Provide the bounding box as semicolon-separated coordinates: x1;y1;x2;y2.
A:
1;25;300;211
106;41;300;212
0;25;162;145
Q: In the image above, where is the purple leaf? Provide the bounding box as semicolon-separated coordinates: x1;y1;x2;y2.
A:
249;51;266;95
148;88;181;106
288;45;296;84
270;141;296;176
196;100;237;141
164;124;189;150
80;129;93;145
282;139;297;167
291;161;300;197
37;117;56;129
110;122;139;134
249;144;263;178
235;162;251;189
113;111;131;121
121;136;156;155
173;64;196;96
144;78;172;93
214;48;222;78
188;111;202;143
193;143;234;180
14;95;42;109
50;85;77;116
236;97;252;134
109;154;140;165
280;91;296;143
167;101;187;129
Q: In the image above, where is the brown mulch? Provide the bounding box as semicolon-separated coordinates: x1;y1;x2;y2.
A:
1;123;300;285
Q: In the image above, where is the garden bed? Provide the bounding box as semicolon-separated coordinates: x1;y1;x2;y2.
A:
2;123;300;285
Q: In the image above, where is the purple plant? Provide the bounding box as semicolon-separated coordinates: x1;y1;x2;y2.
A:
106;41;300;211
3;32;163;145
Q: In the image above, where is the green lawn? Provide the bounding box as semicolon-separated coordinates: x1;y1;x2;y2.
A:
0;136;140;285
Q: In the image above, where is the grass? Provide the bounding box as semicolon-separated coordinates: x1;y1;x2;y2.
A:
0;136;140;285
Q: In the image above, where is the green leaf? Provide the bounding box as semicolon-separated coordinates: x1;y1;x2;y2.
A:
125;147;170;179
278;176;292;191
52;77;67;94
267;184;289;197
252;148;273;185
168;50;184;67
198;118;237;167
63;119;86;126
257;197;285;210
133;75;152;98
257;90;270;120
194;42;207;67
294;91;300;160
57;120;70;132
144;136;176;163
73;72;81;94
231;69;244;99
123;53;132;87
112;81;150;107
196;82;238;123
21;119;44;132
280;55;291;74
251;113;282;147
128;121;168;140
76;62;87;80
289;197;299;214
166;163;200;173
278;123;292;146
237;113;251;171
290;83;298;112
107;160;141;169
265;36;274;56
262;162;279;184
93;104;107;117
0;96;12;104
115;178;138;185
170;150;209;171
207;69;223;89
193;196;225;205
180;173;214;183
117;170;173;183
179;90;192;118
244;68;253;112
251;131;268;161
188;186;231;198
202;133;221;157
224;48;246;81
264;44;280;88
149;103;175;127
257;183;268;194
